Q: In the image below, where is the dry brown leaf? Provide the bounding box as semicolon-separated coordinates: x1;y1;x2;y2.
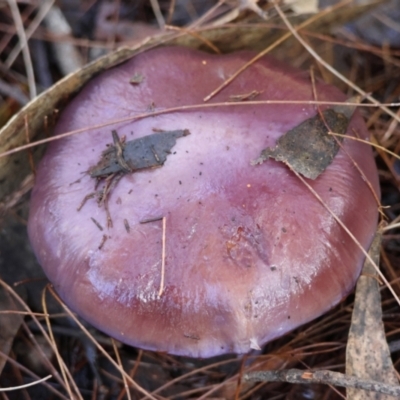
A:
346;228;399;399
252;97;359;179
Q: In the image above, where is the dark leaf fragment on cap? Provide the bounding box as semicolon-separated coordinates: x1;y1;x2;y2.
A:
90;129;190;178
252;98;359;179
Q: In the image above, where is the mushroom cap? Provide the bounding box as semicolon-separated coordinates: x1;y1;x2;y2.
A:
28;47;379;358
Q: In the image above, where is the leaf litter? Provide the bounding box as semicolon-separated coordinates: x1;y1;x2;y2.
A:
252;96;361;179
1;1;400;398
346;225;399;399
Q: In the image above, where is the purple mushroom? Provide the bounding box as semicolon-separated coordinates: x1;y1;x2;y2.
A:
28;47;379;358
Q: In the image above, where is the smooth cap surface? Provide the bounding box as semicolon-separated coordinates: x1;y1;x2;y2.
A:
28;47;379;358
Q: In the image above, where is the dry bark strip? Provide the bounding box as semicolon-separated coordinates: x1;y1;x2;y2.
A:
346;227;399;399
244;369;400;397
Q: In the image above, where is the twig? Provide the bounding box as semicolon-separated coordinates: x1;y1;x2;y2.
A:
91;217;104;231
158;216;167;297
41;288;77;399
7;0;37;98
98;234;108;250
47;285;158;400
238;0;268;19
165;25;220;53
272;0;400;126
112;339;132;400
244;369;400;397
0;79;29;105
203;0;351;102
24;114;36;176
149;0;165;29
0;350;68;399
0;375;52;392
330;133;400;161
166;0;176;24
0;279;73;396
3;98;390;160
6;0;54;68
140;216;163;224
188;0;227;28
0;173;34;215
292;169;400;308
44;5;83;75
